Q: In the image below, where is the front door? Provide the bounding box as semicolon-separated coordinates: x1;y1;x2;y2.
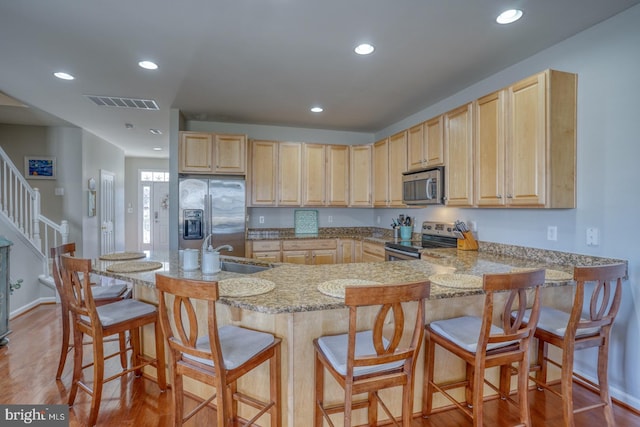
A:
100;170;115;255
152;182;170;251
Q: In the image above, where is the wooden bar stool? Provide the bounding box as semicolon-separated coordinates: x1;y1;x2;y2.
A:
422;269;545;427
155;274;282;427
313;280;430;427
50;242;129;380
61;256;166;427
527;263;627;427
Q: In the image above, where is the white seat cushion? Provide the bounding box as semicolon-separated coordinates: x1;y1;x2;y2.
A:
317;330;404;376
522;307;600;338
429;316;516;353
81;299;157;327
92;284;127;300
183;325;275;370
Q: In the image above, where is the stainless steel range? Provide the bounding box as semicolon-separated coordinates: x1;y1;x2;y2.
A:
384;221;459;261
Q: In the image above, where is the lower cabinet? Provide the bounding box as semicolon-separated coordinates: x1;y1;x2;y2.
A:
361;241;385;262
281;239;337;265
249;240;282;263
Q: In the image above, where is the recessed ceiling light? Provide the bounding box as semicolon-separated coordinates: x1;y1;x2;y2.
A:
125;123;134;129
152;147;162;151
149;129;162;135
138;60;158;70
310;106;324;113
53;72;75;80
354;43;375;55
496;9;523;24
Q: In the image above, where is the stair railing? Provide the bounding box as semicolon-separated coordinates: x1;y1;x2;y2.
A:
0;146;69;274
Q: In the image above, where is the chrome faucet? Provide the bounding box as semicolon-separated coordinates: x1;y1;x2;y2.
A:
212;244;233;253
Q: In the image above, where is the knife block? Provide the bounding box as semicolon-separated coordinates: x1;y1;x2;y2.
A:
457;231;479;251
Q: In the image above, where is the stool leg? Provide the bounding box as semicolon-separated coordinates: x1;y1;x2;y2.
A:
270;344;282;427
561;343;576;427
88;335;105;427
154;321;167;390
130;328;142;377
68;329;84;405
118;332;127;369
56;307;71;379
471;364;484;427
536;339;549;387
314;353;324;427
422;335;436;417
517;358;531;426
598;335;615;426
172;366;184;426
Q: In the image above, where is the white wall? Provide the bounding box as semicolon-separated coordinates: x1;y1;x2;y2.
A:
374;5;640;408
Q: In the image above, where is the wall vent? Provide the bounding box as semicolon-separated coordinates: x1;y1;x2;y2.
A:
85;95;159;110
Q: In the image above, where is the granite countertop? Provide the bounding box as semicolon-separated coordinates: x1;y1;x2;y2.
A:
92;246;625;315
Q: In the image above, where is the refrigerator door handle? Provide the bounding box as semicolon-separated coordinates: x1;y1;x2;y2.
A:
204;193;210;238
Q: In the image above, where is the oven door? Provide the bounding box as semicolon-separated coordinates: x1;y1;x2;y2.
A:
384;247;421;261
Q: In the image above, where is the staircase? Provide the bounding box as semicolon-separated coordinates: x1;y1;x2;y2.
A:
0;146;69;286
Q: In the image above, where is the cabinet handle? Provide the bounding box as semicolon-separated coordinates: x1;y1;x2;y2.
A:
507;194;513;199
497;194;502;199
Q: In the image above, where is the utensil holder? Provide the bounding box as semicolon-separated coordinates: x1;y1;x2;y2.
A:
457;231;479;251
400;226;412;241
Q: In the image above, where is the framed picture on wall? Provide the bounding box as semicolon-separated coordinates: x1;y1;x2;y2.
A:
24;156;56;179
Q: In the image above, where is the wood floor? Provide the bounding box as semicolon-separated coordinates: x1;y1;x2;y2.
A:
1;304;639;426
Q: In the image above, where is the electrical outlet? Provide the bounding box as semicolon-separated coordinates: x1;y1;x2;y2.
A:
259;216;265;224
586;227;599;246
328;215;333;223
547;226;557;241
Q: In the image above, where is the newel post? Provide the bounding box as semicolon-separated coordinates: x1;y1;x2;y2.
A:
60;220;69;244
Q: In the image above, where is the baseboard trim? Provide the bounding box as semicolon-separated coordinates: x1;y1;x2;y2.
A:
9;297;56;320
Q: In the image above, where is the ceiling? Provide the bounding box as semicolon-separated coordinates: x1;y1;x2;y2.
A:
1;1;638;158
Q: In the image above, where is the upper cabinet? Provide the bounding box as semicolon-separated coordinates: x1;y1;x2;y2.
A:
407;116;444;171
373;131;407;207
475;69;576;208
349;145;372;207
179;131;247;175
277;142;303;206
249;140;278;206
302;144;349;207
444;103;474;206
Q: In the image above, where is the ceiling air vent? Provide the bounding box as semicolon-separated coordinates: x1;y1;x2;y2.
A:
85;95;159;110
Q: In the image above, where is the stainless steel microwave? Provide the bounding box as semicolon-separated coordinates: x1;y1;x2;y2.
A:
402;166;444;205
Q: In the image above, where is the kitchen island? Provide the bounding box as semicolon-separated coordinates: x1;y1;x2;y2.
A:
93;245;625;426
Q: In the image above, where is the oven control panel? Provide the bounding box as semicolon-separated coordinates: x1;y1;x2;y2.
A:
421;221;458;238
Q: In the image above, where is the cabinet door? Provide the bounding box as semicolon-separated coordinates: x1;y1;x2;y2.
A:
179;132;213;173
278;142;302;206
349;145;372;207
311;249;337;265
302;143;326;206
425;115;444;166
215;134;246;174
444;103;474;206
507;73;546;206
282;250;308;264
373;138;389;206
353;240;363;263
388;130;408;207
326;145;349;206
338;239;354;263
250;140;278;206
474;90;506;206
407;123;425;171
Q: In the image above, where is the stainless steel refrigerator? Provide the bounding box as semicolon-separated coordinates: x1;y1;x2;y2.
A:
178;176;246;257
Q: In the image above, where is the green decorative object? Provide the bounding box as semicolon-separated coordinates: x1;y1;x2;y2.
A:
294;210;318;235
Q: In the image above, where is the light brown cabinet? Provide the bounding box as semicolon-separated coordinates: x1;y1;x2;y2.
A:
349;145;372;207
248;140;302;206
249;140;278;206
474;70;576;208
373;131;407;207
361;241;385;262
281;239;337;265
249;240;282;263
179;132;246;174
444;103;474;206
407;116;444;171
302;144;349;206
337;239;355;263
278;142;302;206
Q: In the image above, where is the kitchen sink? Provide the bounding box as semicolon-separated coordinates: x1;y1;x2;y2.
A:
220;261;271;274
